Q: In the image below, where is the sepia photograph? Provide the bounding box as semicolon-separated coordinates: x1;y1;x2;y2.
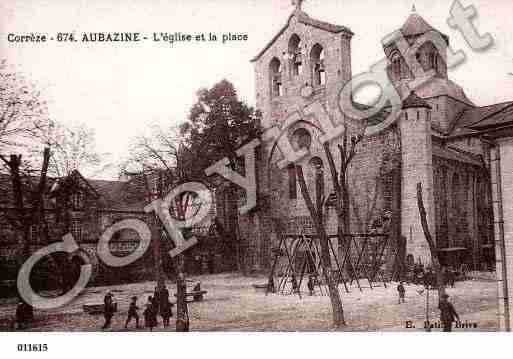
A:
0;0;512;356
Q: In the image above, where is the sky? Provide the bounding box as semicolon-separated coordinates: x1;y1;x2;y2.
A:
1;0;512;179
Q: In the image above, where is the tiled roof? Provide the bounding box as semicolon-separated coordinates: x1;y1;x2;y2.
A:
432;146;481;166
298;11;352;35
456;102;513;128
87;177;150;212
251;10;353;62
0;170;146;212
402;91;431;109
448;101;513;138
446;126;479;138
348;100;394;127
394;78;474;106
468;103;513;130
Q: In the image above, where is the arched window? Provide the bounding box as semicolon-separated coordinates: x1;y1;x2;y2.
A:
429;52;437;71
310;44;325;86
391;54;401;80
287;128;313;200
288;34;302;76
71;191;85;210
309;157;324;172
269;57;282;97
291;127;312;152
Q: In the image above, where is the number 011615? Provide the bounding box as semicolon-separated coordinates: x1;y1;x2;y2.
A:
17;344;48;352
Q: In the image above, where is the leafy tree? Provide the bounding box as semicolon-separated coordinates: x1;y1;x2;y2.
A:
179;80;261;270
179;79;260;172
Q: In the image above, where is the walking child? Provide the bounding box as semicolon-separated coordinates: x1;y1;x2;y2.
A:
397;282;405;304
125;296;139;329
144;296;156;331
102;292;114;329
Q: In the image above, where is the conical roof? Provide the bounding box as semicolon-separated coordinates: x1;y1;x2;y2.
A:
383;11;449;47
400;13;436;37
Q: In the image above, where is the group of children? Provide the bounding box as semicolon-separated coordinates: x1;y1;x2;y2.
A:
103;285;174;331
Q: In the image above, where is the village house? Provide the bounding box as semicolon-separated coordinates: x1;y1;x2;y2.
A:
0;169;232;295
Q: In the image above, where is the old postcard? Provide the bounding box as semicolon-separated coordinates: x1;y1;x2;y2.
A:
1;0;512;356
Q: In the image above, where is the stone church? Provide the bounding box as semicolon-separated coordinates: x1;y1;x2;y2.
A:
237;4;503;273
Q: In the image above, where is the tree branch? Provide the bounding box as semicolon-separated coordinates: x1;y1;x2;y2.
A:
416;182;436;253
0;153;9;165
323;142;341;194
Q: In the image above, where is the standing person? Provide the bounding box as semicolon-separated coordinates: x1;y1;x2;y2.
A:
159;285;169;320
439;294;460;332
161;299;173;328
15;300;27;330
307;275;315;296
150;295;159;329
102;292;114;329
144;296;155;331
159;285;170;326
125;296;140;329
397;282;406;304
153;287;161;315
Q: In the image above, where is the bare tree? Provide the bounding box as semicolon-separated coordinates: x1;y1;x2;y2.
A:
0;60;51;158
323;126;365;275
266;116;365;327
349;173;381;234
0;61;105;321
416;182;445;300
32;121;103;178
295;163;345;327
123;124;203;332
1;61;104;178
0;148;51;323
